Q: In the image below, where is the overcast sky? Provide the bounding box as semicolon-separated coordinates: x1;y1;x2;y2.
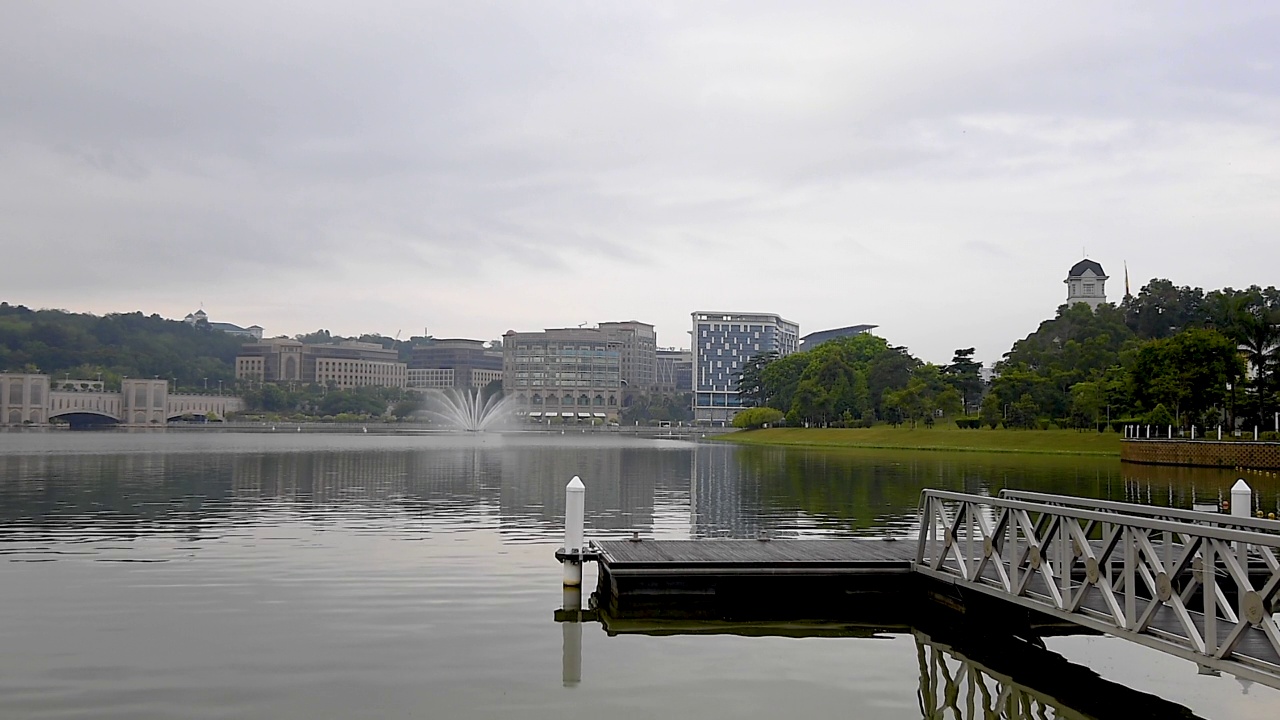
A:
3;2;1277;364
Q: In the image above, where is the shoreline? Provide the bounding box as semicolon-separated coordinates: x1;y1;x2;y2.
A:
715;427;1123;457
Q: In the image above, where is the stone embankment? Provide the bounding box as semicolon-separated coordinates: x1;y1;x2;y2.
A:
1122;439;1280;469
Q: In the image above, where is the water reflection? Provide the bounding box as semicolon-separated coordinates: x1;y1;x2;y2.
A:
3;440;1279;544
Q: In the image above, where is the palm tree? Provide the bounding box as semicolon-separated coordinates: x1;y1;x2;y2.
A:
1234;308;1280;425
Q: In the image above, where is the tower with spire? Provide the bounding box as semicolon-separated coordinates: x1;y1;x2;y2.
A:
1064;259;1108;310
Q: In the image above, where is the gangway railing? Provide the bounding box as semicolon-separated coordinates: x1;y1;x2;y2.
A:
998;489;1280;535
916;489;1280;689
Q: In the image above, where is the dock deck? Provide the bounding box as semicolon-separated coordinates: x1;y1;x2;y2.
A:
596;537;916;570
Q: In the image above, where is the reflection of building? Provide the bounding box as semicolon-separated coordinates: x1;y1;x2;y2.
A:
407;339;503;390
502;327;622;422
0;372;242;426
184;309;264;339
236;339;406;388
690;444;762;538
691;311;799;426
655;348;692;395
799;324;877;350
1065;259;1108;310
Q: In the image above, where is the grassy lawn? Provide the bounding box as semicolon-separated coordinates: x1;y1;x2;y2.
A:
718;425;1122;456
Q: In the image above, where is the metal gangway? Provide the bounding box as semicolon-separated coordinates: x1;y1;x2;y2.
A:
916;489;1280;689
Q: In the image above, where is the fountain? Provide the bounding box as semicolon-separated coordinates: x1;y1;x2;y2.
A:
419;387;516;432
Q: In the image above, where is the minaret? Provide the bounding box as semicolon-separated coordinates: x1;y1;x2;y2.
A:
1064;259;1108;310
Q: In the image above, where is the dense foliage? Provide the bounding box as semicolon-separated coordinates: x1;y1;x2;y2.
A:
740;278;1280;432
741;334;971;428
0;302;242;390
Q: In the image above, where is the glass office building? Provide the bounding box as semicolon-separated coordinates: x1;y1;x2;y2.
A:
691;311;799;426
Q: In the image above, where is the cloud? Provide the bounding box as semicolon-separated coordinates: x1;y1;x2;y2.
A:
1;1;1278;362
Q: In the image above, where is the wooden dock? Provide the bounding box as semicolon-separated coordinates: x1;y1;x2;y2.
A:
563;487;1280;690
594;538;922;622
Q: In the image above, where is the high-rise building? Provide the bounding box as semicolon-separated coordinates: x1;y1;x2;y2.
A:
407;338;503;390
1065;259;1108;310
598;321;657;402
691;311;799;426
502;327;623;422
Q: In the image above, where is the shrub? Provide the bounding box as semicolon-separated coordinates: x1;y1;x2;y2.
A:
732;407;786;430
954;417;982;429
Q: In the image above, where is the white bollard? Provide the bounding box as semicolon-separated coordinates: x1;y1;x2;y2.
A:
1191;425;1196;440
1232;479;1251;569
1218;425;1222;441
563;476;585;586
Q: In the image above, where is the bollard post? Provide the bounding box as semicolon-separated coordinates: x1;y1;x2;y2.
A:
563;476;585;586
1232;479;1251;570
1218;425;1222;441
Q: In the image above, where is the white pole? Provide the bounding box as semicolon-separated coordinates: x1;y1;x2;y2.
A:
1218;425;1222;441
1254;426;1259;441
1168;424;1172;439
1191;425;1196;440
1232;479;1251;569
563;476;585;586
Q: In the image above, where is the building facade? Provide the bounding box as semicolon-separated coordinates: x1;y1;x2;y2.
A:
407;339;503;390
598;321;657;402
502;327;623;422
655;348;693;395
236;339;406;389
691;311;799;426
1065;259;1108;310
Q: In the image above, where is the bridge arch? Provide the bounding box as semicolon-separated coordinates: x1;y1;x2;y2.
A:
48;410;120;428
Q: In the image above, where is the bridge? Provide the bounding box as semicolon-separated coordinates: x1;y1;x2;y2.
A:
1;373;243;427
558;481;1280;692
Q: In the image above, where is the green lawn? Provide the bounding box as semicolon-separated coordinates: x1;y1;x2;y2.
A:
718;425;1122;456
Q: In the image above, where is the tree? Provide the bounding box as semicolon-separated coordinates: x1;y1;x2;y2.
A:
943;348;985;414
736;351;777;408
1006;393;1041;429
1129;328;1243;427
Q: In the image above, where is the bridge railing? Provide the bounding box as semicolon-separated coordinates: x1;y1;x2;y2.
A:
916;489;1280;689
998;489;1280;536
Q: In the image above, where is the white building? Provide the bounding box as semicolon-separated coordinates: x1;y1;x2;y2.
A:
1064;259;1109;310
691;311;799;426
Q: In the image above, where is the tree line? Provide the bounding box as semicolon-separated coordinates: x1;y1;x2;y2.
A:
737;279;1280;431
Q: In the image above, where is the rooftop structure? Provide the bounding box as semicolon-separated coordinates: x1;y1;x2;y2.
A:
184;309;263;339
799;324;878;349
1064;259;1108;310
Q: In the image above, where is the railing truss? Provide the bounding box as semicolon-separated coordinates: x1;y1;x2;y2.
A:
916;490;1280;689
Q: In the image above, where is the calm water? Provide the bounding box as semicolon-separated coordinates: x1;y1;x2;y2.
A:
1;430;1278;719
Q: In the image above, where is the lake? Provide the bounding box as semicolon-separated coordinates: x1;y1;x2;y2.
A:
1;430;1278;719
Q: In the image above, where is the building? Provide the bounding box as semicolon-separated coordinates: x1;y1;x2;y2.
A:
799;324;878;349
655;348;693;395
598;321;657;401
502;327;623;422
407;339;503;390
184;309;263;339
236;339;407;389
691;311;799;426
1065;259;1109;310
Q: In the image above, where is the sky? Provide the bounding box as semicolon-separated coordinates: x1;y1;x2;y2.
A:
3;2;1278;365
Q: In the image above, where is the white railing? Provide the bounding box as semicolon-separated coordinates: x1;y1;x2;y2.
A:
916;490;1280;688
